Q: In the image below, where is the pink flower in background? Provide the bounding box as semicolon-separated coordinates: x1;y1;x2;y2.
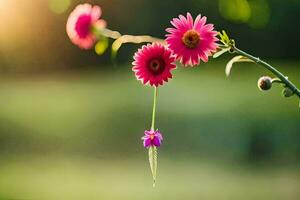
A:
66;4;106;49
142;130;163;148
132;43;176;87
166;13;218;66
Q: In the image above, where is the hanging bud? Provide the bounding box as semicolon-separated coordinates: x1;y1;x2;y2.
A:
282;87;294;98
257;76;272;91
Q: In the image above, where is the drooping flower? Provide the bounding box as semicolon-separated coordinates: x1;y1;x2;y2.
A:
142;129;163;148
66;4;106;49
132;43;176;87
166;13;218;66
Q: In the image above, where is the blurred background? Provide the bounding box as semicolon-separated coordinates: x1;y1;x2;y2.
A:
0;0;299;199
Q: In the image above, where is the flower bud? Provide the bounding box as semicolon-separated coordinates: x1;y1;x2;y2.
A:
282;87;294;97
257;76;272;91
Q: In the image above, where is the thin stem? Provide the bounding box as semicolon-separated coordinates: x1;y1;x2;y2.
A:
271;78;283;84
151;87;158;130
113;34;166;45
101;28;122;39
97;28;165;45
233;46;300;98
111;34;166;55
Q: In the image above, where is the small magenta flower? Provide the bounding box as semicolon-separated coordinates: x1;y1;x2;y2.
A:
132;43;176;87
66;4;106;49
142;129;163;148
166;13;218;66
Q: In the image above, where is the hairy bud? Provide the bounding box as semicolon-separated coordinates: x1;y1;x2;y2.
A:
282;87;294;97
257;76;272;91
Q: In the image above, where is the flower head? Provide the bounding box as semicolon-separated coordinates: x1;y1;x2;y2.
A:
66;4;106;49
132;43;176;87
142;129;163;148
166;13;218;66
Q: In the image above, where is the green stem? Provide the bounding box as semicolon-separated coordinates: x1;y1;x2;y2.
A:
101;28;122;39
233;46;300;98
151;87;158;130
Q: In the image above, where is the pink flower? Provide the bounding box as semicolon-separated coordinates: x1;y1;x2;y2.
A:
132;43;176;87
142;130;163;148
66;4;106;49
166;13;218;66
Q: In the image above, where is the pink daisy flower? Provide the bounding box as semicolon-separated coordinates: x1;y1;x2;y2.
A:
132;43;176;87
142;129;163;148
166;13;218;66
66;4;106;49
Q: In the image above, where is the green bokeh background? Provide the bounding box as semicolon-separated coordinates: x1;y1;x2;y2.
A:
0;0;299;200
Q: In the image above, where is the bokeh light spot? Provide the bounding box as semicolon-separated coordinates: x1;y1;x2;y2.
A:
48;0;71;14
248;0;270;29
219;0;251;23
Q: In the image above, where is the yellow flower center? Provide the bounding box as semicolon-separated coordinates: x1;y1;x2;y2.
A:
182;29;200;49
150;133;155;140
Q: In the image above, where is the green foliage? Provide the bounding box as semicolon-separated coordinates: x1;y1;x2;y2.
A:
218;30;231;46
248;0;270;29
1;157;300;200
218;0;251;23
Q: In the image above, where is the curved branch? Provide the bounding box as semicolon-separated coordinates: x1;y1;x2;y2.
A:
232;46;300;98
112;34;166;54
